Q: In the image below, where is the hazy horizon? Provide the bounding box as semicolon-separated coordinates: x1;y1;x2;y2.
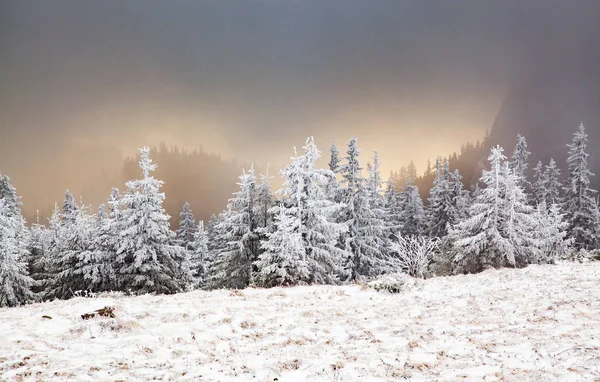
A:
2;0;599;220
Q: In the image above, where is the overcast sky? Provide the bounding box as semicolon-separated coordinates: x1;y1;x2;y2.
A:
1;0;599;210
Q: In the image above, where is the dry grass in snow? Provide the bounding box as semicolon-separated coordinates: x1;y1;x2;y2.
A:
1;262;600;381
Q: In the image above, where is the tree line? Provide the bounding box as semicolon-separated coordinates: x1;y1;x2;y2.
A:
0;124;596;307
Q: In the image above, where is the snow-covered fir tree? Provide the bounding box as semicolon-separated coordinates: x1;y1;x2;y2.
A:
206;166;259;289
325;142;343;204
502;162;538;267
449;147;511;273
383;178;402;236
255;166;274;230
61;189;78;225
367;151;384;203
0;173;22;218
449;169;470;223
189;221;209;287
544;158;563;206
509;134;531;189
534;202;572;263
449;146;537;273
427;158;453;238
113;147;191;294
449;147;535;273
398;178;426;237
0;174;29;252
338;138;387;280
47;203;97;299
255;207;309;287
344;177;388;280
0;200;36;307
532;161;546;206
28;211;49;294
276;137;347;284
176;202;196;251
563;123;599;250
89;188;121;292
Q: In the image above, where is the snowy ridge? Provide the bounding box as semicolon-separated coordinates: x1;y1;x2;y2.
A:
1;262;599;381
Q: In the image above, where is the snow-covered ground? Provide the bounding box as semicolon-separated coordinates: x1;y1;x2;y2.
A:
1;262;600;381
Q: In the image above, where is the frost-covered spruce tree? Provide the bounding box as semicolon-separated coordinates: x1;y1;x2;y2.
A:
510;134;531;189
28;211;51;294
0;200;36;307
0;174;29;251
398;178;426;237
51;204;98;299
449;169;471;223
534;202;572;263
338;138;387;280
114;147;191;294
277;138;347;284
0;173;22;218
383;178;402;236
367;151;384;203
255;166;274;230
544;158;563;206
176;202;196;251
502;162;538;267
62;189;78;225
190;221;209;287
206;166;259;289
449;146;515;273
48;203;97;299
563;123;598;250
344;177;388;280
325;143;342;203
90;188;121;292
41;204;61;298
255;208;309;287
427;158;453;238
532;161;546;206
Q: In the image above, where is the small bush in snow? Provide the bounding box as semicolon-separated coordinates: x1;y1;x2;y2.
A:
390;235;439;278
562;248;595;263
367;273;419;293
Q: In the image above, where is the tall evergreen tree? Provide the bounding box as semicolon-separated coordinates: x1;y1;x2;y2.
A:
398;178;426;237
509;134;531;189
383;178;402;236
534;202;572;263
449;146;537;274
206;166;259;289
176;202;196;251
277;138;347;284
62;190;78;225
544;158;563;206
0;173;22;218
255;208;309;287
90;188;121;292
0;200;35;307
532;161;546;206
113;147;191;294
563;123;598;249
28;211;49;294
338;138;388;280
255;166;274;230
427;158;453;238
190;221;209;287
502;162;538;267
48;204;96;298
449;169;470;223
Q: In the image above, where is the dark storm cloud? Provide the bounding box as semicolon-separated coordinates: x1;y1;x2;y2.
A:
1;0;599;216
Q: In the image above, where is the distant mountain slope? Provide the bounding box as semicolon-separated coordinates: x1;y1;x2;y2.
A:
489;59;600;180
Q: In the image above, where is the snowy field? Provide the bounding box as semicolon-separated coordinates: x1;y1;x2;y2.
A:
1;262;600;381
